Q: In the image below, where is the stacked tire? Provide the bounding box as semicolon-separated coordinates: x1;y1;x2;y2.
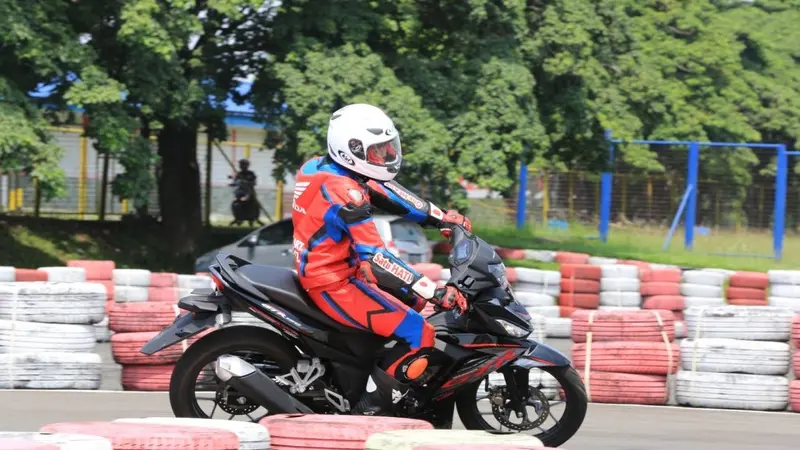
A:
558;264;600;317
677;305;793;411
792;315;800;413
768;270;800;313
67;260;116;342
681;269;727;312
260;414;433;450
598;264;641;312
640;267;685;337
109;270;204;391
514;268;566;337
571;309;678;405
726;271;769;307
0;280;105;389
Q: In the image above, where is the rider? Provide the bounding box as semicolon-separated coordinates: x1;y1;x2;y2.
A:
291;103;472;415
233;159;257;185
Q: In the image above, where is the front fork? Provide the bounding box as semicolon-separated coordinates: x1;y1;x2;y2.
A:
500;366;532;418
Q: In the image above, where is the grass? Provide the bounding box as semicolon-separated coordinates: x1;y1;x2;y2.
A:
1;213;795;274
0;215;250;272
430;222;798;271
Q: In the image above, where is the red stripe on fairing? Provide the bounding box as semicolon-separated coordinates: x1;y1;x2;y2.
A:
462;343;522;348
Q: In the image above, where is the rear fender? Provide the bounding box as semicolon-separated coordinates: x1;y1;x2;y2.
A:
140;311;217;355
512;340;572;369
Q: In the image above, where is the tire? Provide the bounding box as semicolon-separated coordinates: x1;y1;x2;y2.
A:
456;365;587;448
682;270;726;287
523;249;555;262
169;326;302;418
599;265;639;279
588;256;618;265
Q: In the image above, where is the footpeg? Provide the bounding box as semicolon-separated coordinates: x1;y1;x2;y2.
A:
214;355;313;414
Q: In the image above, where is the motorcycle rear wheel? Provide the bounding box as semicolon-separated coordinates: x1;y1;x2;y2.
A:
455;365;587;448
169;326;301;420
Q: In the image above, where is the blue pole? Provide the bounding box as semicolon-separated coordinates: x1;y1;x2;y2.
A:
599;130;614;243
516;163;528;230
663;185;693;250
773;145;788;260
685;142;700;250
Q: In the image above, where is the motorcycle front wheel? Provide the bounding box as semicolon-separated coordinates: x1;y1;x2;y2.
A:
455;365;587;447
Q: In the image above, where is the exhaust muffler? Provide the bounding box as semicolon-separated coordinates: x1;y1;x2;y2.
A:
214;355;313;414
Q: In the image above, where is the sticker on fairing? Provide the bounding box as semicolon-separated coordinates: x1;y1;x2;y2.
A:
384;183;426;210
372;253;414;284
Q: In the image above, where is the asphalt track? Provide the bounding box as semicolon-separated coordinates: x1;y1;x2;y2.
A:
0;343;798;449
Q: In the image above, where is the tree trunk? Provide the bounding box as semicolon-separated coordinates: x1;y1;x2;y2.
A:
157;120;203;259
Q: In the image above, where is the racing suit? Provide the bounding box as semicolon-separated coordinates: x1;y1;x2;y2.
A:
291;156;467;392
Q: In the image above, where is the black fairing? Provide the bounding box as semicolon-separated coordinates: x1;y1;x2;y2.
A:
444;228;533;337
447;233;506;296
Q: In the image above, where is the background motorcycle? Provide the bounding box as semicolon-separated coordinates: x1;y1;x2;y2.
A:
228;177;263;227
141;225;588;447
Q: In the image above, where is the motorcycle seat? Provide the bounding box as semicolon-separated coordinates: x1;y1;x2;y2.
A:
237;264;360;333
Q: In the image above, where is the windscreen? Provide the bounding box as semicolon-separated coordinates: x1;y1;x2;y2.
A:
390;220;425;244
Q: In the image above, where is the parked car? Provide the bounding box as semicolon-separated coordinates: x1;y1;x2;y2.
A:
194;215;432;272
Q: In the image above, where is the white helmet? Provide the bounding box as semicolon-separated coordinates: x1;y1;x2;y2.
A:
326;103;402;182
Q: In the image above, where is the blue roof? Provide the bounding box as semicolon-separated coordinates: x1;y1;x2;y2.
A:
29;79;267;128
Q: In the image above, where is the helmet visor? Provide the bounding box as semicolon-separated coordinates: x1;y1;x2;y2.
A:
366;136;402;168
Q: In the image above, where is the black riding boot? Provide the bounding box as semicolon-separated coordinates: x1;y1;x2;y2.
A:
351;366;410;416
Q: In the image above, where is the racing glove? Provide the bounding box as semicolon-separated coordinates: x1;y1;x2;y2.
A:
431;285;468;313
440;209;472;238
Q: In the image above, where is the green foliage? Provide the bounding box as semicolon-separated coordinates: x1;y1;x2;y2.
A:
0;80;66;199
5;0;800;230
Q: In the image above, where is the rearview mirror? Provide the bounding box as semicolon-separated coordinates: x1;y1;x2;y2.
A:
245;234;258;247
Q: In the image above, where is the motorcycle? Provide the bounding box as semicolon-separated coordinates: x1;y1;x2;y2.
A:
140;225;587;447
229;177;264;227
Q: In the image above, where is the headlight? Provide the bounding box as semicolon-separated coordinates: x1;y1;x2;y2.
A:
496;319;531;338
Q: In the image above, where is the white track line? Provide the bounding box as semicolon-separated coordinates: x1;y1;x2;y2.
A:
0;390;797;416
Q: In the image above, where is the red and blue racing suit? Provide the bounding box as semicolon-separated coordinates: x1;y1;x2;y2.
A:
291;156;457;381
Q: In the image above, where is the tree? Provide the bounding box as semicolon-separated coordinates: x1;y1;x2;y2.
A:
59;0;277;256
0;0;88;199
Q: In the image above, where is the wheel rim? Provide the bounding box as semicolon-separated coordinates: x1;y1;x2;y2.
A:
468;367;572;442
188;348;287;422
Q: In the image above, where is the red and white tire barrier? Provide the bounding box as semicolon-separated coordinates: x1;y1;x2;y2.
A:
0;281;105;389
677;305;793;410
571;309;676;405
494;248;526;261
558;264;600;316
41;422;239;449
639;267;684;332
260;414;433;449
726;271;769;307
514;268;564;335
681;270;726;310
109;302;208;391
114;417;269;449
413;446;552;450
364;430;544;449
554;252;590;265
67;260;116;342
0;432;112;449
768;270;800;313
791;379;800;413
598;264;641;312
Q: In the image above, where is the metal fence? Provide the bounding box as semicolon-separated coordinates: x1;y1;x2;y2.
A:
511;131;800;261
0;127;289;224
